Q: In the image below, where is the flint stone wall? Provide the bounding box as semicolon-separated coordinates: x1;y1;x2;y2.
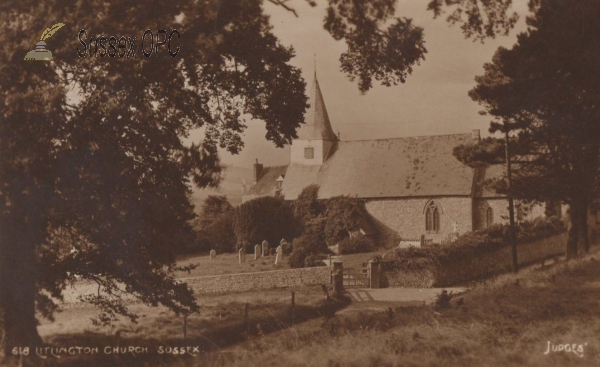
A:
181;266;331;294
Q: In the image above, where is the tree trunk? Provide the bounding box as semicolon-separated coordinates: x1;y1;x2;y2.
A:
0;185;45;364
566;196;588;259
578;200;590;253
504;131;518;273
566;206;579;260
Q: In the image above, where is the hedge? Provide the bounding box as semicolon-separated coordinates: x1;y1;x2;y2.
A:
381;217;567;288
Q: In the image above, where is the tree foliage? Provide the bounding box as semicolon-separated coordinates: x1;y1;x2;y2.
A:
463;0;600;258
324;195;371;245
232;196;298;247
190;195;236;254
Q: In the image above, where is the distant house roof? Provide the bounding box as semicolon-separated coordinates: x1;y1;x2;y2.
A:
246;165;288;196
281;133;478;200
296;74;338;142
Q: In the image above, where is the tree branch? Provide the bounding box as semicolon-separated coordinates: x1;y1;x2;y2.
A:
268;0;298;17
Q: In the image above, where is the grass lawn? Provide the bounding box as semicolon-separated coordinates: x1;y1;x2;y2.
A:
35;285;346;367
335;248;390;269
174;252;291;278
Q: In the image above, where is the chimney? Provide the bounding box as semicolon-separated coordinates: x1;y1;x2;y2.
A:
337;131;341;140
253;158;263;184
471;129;480;141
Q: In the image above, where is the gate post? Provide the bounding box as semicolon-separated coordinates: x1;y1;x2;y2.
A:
368;260;381;289
332;261;343;295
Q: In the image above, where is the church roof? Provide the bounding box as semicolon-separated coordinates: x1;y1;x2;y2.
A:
296;74;338;141
281;133;477;200
246;165;288;196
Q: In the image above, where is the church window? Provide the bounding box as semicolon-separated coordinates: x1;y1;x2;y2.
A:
304;147;314;159
425;201;440;233
486;207;493;228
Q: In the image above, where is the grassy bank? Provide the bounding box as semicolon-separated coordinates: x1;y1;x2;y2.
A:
207;250;600;367
32;285;347;367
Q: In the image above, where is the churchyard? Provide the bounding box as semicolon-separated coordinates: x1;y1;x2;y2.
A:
174;250;291;278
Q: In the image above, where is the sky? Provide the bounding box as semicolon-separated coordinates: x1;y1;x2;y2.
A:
189;0;531;168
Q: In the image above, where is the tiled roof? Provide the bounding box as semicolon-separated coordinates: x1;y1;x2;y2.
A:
246;165;288;196
296;75;338;141
281;133;478;200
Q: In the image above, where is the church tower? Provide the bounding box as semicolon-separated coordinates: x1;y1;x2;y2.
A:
290;72;338;165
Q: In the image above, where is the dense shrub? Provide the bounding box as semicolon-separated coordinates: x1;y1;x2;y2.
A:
386;217;567;287
289;218;329;268
290;185;379;266
232;196;299;248
183;195;235;254
203;213;236;253
338;236;375;255
293;184;324;229
281;241;293;256
304;254;327;267
324;196;373;246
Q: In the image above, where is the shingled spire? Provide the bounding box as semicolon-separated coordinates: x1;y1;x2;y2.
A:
296;72;338;142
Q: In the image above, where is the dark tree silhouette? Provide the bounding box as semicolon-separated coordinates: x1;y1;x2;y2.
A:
458;0;600;260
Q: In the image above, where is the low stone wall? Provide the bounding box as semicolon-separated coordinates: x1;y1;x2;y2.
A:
182;266;332;294
381;233;567;288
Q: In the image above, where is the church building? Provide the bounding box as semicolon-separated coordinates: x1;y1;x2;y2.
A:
243;74;547;245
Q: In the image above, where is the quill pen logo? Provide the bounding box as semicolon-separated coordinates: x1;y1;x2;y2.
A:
24;23;65;61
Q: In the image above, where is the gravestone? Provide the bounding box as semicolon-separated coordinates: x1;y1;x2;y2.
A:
210;249;216;259
261;240;269;257
254;244;261;260
275;245;283;264
238;248;246;264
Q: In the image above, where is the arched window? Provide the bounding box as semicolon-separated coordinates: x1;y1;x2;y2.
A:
486;207;494;228
425;201;440;233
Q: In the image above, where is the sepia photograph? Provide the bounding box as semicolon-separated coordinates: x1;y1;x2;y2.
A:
1;0;599;366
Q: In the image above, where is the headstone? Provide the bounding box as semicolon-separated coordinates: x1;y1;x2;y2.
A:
275;245;283;264
210;249;216;259
254;244;261;260
261;240;269;257
238;248;246;264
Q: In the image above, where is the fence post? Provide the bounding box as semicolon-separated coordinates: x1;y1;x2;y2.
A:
183;313;189;339
332;261;343;296
420;234;425;247
321;284;330;300
291;291;295;325
368;260;381;289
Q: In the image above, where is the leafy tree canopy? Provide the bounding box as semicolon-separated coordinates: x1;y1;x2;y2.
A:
461;0;600;258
